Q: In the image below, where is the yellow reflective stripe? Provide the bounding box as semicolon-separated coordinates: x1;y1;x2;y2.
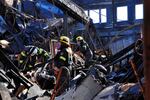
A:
39;48;43;54
44;52;48;56
59;56;66;61
21;51;26;56
28;65;33;68
19;60;23;63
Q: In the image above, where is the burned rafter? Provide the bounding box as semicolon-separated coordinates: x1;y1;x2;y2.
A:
47;0;90;24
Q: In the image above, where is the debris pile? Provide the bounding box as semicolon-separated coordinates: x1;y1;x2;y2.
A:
0;0;144;100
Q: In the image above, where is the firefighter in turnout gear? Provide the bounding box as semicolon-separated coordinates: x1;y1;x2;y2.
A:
51;36;73;95
54;36;73;71
75;36;93;66
19;45;50;73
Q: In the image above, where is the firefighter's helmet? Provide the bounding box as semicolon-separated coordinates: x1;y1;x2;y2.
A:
76;36;84;42
60;36;70;46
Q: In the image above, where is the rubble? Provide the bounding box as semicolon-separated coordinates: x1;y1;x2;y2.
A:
0;0;144;100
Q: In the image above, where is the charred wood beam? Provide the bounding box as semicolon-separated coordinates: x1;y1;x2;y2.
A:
47;0;90;24
102;42;135;64
105;52;134;68
0;49;33;88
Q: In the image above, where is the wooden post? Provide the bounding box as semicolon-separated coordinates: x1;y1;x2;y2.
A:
144;1;150;100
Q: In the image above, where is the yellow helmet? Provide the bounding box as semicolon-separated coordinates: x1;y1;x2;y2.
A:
60;36;70;45
76;36;84;42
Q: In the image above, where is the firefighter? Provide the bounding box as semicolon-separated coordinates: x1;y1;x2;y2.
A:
19;45;50;73
54;36;73;72
34;36;73;91
75;36;93;66
51;36;73;94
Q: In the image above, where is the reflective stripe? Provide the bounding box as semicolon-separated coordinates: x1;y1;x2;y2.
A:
59;56;66;61
28;65;33;68
39;48;43;54
19;60;23;63
21;51;26;56
44;52;48;56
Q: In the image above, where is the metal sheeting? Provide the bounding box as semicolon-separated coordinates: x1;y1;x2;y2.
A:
56;75;103;100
